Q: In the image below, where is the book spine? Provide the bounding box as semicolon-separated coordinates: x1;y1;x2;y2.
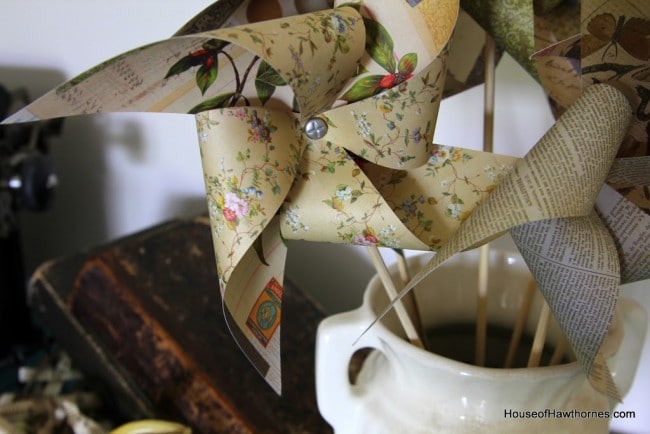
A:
70;258;253;434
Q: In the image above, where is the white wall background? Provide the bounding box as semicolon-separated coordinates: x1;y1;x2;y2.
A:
0;1;647;432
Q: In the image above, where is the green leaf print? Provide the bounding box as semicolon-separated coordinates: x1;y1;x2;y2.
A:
255;61;287;105
398;53;418;74
188;91;235;114
363;17;396;73
196;63;219;95
340;74;384;102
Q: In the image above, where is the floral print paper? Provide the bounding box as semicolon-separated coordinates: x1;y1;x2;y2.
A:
2;0;649;400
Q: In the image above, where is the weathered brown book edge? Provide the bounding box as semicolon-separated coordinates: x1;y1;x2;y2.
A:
27;222;181;421
29;217;332;433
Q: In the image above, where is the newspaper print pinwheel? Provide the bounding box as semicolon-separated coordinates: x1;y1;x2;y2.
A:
3;0;649;399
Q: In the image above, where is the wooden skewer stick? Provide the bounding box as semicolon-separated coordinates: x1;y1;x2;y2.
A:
367;246;424;348
504;278;537;368
392;249;425;344
475;33;496;367
475;243;490;366
394;248;411;284
527;302;551;368
482;34;496;156
549;334;569;366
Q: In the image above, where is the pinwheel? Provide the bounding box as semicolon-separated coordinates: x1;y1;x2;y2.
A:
3;0;650;401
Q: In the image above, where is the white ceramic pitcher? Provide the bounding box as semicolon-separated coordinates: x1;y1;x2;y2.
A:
315;245;647;433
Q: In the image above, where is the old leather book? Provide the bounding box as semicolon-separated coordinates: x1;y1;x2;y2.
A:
28;217;331;433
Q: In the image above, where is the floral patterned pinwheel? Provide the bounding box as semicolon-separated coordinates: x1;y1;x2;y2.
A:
3;0;648;400
5;1;480;392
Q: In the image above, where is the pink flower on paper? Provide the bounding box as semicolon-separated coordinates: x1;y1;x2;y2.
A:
223;208;237;222
353;235;369;245
364;233;379;244
224;192;249;219
353;229;378;246
234;108;247;120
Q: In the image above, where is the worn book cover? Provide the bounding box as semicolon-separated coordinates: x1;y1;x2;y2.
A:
29;218;330;433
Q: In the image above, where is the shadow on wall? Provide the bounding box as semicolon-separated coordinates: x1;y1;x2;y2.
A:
162;194;209;220
0;67;142;275
286;240;376;314
159;190;375;315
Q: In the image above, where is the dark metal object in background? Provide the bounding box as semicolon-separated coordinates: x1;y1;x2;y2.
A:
0;84;61;356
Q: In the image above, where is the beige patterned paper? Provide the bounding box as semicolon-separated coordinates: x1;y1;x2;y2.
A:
2;0;649;400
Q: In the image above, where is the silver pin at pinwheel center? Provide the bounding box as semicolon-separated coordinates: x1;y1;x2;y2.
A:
304;117;328;140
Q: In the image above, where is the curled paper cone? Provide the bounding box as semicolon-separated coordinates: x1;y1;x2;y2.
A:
372;83;633;400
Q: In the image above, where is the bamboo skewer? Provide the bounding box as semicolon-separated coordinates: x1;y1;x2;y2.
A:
475;244;490;366
549;334;570;365
504;278;537;368
549;336;567;366
482;35;496;155
527;301;551;367
392;249;425;344
505;280;571;368
367;246;424;348
475;33;496;367
394;249;411;284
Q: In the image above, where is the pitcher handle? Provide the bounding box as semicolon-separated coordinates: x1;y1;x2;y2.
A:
315;305;381;431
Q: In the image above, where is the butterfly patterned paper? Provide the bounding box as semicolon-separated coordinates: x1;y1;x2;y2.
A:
527;1;650;158
582;10;650;61
578;0;650;221
582;1;650;151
